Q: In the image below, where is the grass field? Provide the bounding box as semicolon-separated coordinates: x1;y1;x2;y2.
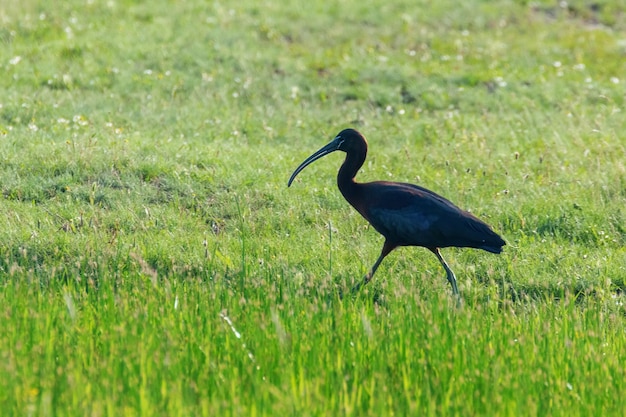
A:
1;0;626;415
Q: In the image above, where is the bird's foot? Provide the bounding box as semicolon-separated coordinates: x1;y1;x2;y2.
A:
337;286;345;300
350;283;363;295
453;294;463;309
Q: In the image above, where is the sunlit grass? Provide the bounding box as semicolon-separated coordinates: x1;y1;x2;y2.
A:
1;0;625;415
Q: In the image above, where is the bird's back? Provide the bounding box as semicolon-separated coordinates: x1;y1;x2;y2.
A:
352;181;505;252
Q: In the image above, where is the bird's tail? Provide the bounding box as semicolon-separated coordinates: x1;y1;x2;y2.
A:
479;243;505;254
466;218;506;254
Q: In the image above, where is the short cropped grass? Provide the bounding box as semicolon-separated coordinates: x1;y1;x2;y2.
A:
1;0;625;415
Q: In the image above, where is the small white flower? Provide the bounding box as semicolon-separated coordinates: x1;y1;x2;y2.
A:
9;56;21;65
72;115;88;126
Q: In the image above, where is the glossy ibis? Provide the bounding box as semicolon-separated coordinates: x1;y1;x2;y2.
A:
288;128;505;296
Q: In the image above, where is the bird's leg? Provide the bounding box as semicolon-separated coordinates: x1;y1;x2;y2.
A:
429;248;460;296
351;240;395;293
350;253;384;293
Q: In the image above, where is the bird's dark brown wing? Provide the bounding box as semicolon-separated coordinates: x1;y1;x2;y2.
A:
362;181;505;252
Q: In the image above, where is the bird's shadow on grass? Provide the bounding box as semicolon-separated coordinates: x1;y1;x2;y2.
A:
318;280;389;309
468;273;625;312
322;275;625;314
312;271;625;315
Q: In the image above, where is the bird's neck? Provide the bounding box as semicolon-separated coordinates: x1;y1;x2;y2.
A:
337;148;366;213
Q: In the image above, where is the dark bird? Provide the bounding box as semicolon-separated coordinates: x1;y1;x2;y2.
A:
288;128;505;296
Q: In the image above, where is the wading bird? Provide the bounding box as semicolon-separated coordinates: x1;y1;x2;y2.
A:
288;128;505;296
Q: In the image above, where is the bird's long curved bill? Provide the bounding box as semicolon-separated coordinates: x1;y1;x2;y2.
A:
287;137;340;187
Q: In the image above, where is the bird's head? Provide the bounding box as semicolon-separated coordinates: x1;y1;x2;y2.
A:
287;129;367;187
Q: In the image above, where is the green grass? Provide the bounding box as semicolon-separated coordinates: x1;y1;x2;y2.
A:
1;0;625;415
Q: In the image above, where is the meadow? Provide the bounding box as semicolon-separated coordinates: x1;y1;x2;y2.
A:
1;0;625;415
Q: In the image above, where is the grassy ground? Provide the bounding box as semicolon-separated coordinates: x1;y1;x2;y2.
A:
1;0;625;415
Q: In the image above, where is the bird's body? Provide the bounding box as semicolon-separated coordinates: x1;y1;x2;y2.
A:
343;180;504;253
288;128;505;297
